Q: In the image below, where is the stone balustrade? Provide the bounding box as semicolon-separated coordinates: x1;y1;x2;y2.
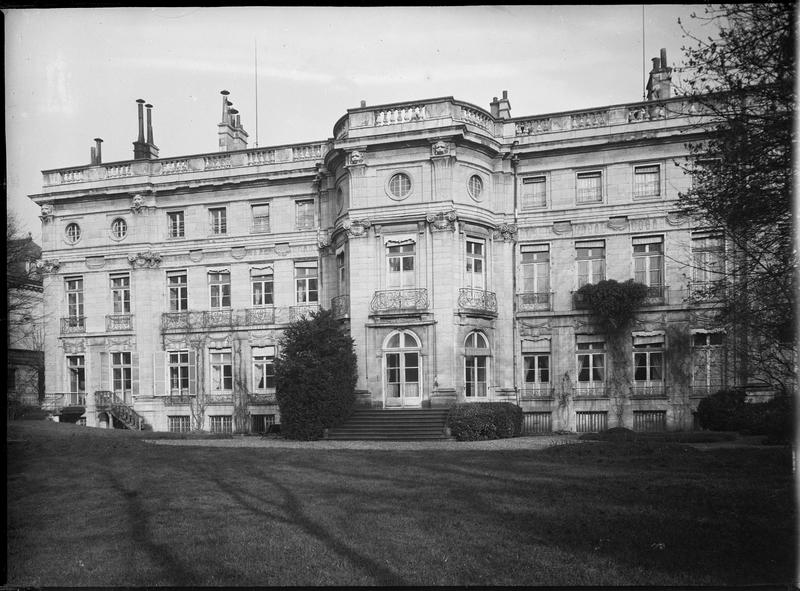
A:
461;106;492;130
375;105;427;126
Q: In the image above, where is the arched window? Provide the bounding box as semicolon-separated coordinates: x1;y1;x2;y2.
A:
465;331;489;398
383;330;421;407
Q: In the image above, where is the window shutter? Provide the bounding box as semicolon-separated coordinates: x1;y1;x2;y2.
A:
188;351;197;396
153;352;166;396
99;352;109;390
131;352;139;396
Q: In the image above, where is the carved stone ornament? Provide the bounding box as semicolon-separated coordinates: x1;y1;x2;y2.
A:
665;211;687;226
426;210;458;232
317;229;332;249
39;203;54;224
275;243;291;256
106;336;134;349
36;259;61;274
349;150;365;165
431;141;449;156
189;249;204;262
231;246;247;260
342;217;371;238
551;221;572;235
493;222;518;242
607;216;629;231
61;338;86;353
130;194;146;214
127;250;162;268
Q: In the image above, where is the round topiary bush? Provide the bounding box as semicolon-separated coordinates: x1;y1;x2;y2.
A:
275;308;358;440
446;402;523;441
695;388;747;431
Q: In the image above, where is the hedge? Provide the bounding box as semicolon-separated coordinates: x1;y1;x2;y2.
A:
446;402;523;441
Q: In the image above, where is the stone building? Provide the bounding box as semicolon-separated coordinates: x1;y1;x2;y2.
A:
30;50;734;433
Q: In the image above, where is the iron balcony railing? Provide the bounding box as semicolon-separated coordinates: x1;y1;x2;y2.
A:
106;314;134;331
42;392;86;411
370;288;429;314
642;284;669;304
630;383;668;399
290;303;320;321
519;386;555;401
517;292;553;312
245;307;275;325
95;390;148;430
458;288;498;315
573;384;609;399
331;294;350;319
61;316;86;334
248;393;278;405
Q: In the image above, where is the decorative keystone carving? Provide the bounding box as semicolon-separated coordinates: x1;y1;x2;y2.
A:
275;243;291;256
426;210;458;232
348;150;365;165
431;141;449;156
552;220;572;235
37;259;61;273
665;211;687;226
39;203;54;224
317;229;332;249
131;194;145;214
127;251;162;268
493;222;518;242
61;338;86;353
342;217;371;237
607;216;629;231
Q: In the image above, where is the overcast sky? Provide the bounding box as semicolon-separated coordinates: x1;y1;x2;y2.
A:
5;5;715;242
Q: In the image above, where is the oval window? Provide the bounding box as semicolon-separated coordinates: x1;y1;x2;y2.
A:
111;218;128;239
468;175;484;201
65;223;81;244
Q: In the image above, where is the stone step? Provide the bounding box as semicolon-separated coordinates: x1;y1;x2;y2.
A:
327;408;451;441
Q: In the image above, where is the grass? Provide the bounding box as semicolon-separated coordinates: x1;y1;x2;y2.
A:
6;420;796;587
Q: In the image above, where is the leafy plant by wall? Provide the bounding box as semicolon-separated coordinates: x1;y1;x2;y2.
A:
446;402;523;441
275;308;358;440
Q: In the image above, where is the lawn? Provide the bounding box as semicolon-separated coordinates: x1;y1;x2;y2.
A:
6;421;796;587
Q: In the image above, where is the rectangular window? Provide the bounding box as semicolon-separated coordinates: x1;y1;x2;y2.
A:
251;414;276;434
111;352;133;398
295;262;319;303
167;211;185;238
210;349;233;392
692;332;726;394
209;207;227;235
634;164;661;198
336;250;347;294
65;277;84;320
295;199;315;229
209;271;231;309
209;415;232;434
167;271;188;311
387;243;415;289
67;355;86;393
252;346;276;391
576;171;602;203
168;415;191;433
524;354;550;385
633;410;667;432
520;244;550;294
251;270;274;306
465;356;487;398
465;239;485;289
576;241;606;288
252;203;270;233
633;236;664;291
110;274;131;314
168;351;191;396
577;341;605;384
521;176;547;208
576;411;608;433
633;335;665;397
692;234;724;285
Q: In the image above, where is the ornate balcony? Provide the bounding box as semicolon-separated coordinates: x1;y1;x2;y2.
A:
517;292;553;312
106;314;134;331
630;383;668;399
519;386;555;401
290;303;320;322
573;384;608;399
331;294;350;320
458;288;498;316
206;309;233;328
205;392;234;404
248;393;278;405
370;289;429;315
246;307;275;325
42;392;86;410
61;316;85;334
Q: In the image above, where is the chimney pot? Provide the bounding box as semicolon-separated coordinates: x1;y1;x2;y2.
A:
660;48;667;69
90;146;96;165
94;138;103;164
360;100;366;108
652;57;661;71
502;90;508;99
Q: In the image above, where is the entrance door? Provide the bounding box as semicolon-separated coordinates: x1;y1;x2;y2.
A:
383;330;422;408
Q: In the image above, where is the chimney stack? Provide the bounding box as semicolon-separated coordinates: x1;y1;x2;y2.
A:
646;48;672;101
489;90;512;120
133;99;159;159
218;90;249;152
91;138;103;165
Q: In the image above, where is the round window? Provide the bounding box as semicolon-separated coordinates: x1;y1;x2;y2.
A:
111;218;128;240
468;175;484;201
65;223;81;244
388;173;412;200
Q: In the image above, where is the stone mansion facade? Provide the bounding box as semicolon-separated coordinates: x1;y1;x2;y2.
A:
31;51;735;433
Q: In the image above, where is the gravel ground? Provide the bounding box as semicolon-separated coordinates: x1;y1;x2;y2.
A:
145;434;582;450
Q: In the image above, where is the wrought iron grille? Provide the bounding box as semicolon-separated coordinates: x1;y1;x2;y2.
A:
457;288;498;314
370;289;429;313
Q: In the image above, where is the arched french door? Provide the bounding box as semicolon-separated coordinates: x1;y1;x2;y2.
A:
383;330;422;408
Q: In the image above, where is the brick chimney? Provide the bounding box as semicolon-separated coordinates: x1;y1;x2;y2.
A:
646;48;672;101
133;99;159;159
489;90;511;120
218;90;249;152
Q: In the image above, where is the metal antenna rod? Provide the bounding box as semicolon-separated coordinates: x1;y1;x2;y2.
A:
254;39;259;148
642;5;646;100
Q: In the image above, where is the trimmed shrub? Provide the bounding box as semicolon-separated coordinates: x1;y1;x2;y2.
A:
695;388;747;431
446;402;523;441
275;309;358;440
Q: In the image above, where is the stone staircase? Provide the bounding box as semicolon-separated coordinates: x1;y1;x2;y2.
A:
326;408;451;441
95;391;152;431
